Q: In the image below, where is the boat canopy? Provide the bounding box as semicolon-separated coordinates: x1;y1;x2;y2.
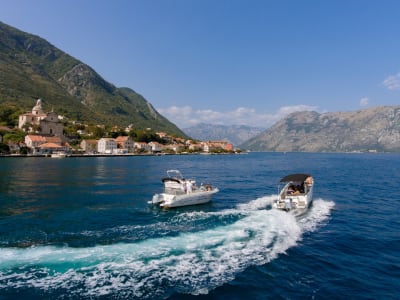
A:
166;169;183;179
162;169;184;183
162;177;181;183
279;173;312;183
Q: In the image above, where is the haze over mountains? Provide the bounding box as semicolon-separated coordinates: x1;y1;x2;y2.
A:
183;124;265;146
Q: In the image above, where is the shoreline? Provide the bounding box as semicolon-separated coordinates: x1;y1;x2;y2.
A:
0;152;244;158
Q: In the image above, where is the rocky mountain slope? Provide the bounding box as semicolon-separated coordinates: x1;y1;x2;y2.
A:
183;123;265;146
240;106;400;152
0;21;186;137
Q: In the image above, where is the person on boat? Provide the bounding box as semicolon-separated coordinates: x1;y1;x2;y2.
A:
305;176;313;185
186;180;193;193
293;186;301;195
287;185;295;195
182;180;187;193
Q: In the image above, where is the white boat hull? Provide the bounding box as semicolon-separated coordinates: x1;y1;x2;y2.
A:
151;188;219;208
273;189;313;215
149;169;219;208
51;152;68;158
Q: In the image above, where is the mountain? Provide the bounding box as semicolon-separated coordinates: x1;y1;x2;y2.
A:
183;123;265;146
240;106;400;152
0;21;186;137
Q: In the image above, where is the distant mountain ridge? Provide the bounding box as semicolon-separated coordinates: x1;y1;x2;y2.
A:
0;21;186;137
183;123;265;146
240;106;400;152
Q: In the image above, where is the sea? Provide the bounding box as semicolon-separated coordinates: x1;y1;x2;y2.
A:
0;152;399;299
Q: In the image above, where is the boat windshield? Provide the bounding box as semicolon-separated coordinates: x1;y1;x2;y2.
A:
167;170;183;180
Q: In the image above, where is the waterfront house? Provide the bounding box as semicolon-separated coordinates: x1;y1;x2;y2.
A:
25;135;70;154
38;142;63;155
80;139;98;153
25;135;47;148
115;136;134;153
202;140;234;152
148;141;164;153
188;143;203;152
97;138;117;154
133;142;151;153
165;143;185;153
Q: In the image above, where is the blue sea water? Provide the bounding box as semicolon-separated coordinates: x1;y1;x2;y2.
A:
0;152;399;299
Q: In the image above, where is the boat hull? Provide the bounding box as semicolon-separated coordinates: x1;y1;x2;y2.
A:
50;152;68;158
150;169;219;208
152;188;219;208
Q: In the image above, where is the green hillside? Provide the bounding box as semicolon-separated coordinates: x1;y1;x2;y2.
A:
0;21;186;137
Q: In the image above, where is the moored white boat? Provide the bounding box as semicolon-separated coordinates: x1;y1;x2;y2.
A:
149;170;219;208
50;151;68;158
273;173;314;214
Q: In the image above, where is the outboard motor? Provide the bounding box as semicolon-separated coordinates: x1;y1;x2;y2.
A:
152;194;160;204
284;198;292;211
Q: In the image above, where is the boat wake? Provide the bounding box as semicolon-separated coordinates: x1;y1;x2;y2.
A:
0;196;334;299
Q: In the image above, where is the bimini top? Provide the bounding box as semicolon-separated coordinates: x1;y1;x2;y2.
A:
279;173;312;183
162;169;184;183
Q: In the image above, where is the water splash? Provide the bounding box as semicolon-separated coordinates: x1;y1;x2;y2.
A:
0;196;334;299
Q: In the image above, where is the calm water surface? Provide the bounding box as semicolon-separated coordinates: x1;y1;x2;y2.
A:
0;153;399;299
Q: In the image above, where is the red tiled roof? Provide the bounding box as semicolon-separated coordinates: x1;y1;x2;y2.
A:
45;136;62;143
115;136;129;142
38;142;62;148
27;135;47;142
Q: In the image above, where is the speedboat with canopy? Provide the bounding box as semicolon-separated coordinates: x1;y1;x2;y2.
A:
273;173;314;214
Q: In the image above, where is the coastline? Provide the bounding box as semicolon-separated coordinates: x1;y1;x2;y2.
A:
0;152;245;158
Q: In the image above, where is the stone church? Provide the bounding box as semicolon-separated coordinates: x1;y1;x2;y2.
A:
18;99;64;136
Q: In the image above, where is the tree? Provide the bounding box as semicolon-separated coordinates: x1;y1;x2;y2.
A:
2;129;26;143
19;146;29;155
0;105;24;127
0;143;10;154
90;126;106;139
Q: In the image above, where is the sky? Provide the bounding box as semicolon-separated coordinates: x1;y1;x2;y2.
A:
1;0;400;129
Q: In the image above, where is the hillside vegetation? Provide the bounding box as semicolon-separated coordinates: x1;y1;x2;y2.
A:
0;21;186;137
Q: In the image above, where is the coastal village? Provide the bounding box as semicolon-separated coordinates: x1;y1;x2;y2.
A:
0;99;235;156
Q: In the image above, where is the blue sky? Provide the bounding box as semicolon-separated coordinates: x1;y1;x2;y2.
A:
1;0;400;128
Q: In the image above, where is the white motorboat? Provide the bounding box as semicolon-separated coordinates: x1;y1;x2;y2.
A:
149;170;219;208
50;151;68;158
273;173;314;214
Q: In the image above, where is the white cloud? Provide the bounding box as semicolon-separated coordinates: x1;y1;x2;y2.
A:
276;105;318;116
382;72;400;90
359;97;369;107
158;104;318;129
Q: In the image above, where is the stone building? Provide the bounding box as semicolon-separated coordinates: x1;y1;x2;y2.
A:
18;99;64;136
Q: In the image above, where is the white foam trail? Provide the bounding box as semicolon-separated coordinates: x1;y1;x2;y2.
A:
236;195;276;210
298;198;335;232
0;196;334;298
